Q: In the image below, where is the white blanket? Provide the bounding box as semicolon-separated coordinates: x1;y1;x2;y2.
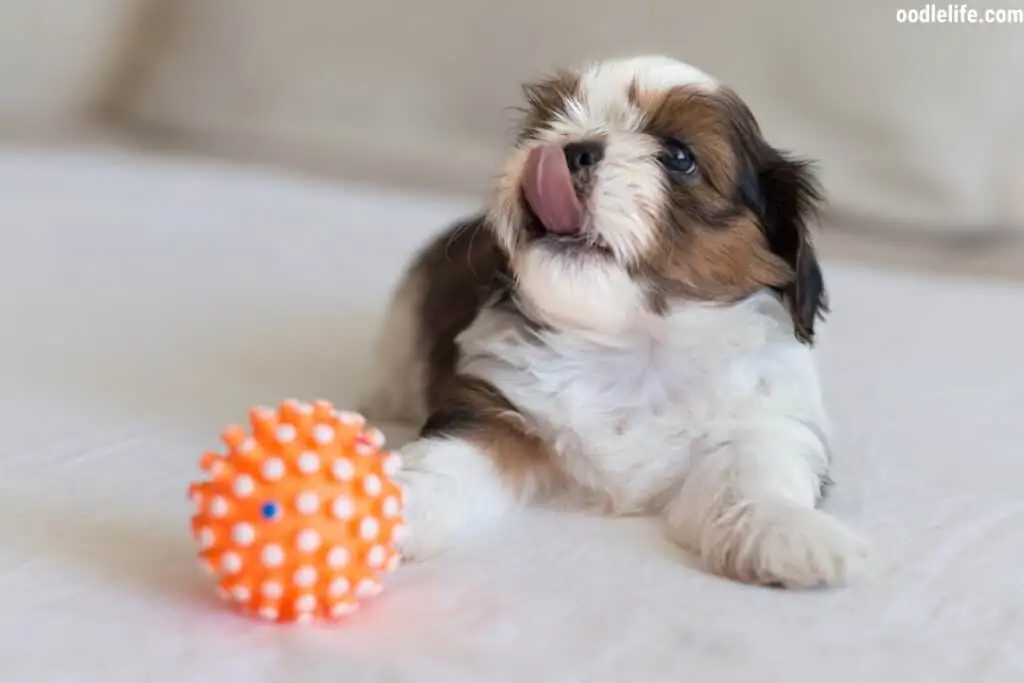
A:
2;144;1022;683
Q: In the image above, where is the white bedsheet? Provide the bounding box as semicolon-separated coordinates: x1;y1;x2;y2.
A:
2;143;1022;683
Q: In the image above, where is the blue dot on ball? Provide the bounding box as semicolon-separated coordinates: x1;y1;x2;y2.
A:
260;501;280;521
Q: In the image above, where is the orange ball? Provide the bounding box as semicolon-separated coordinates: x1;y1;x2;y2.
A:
188;399;406;623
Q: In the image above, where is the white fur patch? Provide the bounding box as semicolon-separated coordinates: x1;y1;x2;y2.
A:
550;56;719;137
511;247;649;338
458;291;820;509
395;436;518;560
589;133;665;263
582;55;719;100
453;289;866;586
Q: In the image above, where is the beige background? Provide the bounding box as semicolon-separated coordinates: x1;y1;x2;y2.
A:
116;0;1024;236
0;0;147;125
2;0;1023;275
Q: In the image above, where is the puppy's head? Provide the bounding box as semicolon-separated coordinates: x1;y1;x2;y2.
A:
487;56;826;343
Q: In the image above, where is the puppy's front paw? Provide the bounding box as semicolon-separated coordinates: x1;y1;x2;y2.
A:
393;468;454;562
392;436;507;563
707;504;869;589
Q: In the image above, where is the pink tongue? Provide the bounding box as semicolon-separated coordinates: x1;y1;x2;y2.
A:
521;144;582;235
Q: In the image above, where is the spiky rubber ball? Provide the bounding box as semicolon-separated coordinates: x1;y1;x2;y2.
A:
188;400;406;623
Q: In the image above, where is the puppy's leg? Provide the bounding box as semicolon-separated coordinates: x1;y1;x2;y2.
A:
396;376;556;560
663;421;868;588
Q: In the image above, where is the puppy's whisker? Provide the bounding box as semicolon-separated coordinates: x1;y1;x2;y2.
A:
442;222;472;260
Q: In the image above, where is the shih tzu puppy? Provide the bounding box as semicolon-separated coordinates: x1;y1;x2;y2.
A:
362;55;868;588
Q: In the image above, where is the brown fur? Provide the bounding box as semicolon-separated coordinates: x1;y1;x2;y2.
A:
422;374;560;498
518;71;582;142
407;217;507;409
630;83;824;327
635;85;740;195
405;217;556;496
637;215;793;303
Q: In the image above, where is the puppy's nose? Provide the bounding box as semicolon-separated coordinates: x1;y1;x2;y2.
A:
563;141;604;174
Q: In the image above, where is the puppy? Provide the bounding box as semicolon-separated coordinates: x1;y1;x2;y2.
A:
362;55;868;588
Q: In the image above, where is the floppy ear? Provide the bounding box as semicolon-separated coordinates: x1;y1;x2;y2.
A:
744;150;828;344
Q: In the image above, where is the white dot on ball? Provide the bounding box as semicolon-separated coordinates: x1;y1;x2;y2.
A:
294;566;318;588
296;528;321;553
326;546;349;569
240;437;257;453
355;579;381;598
231;585;251;602
367;545;386;568
332;496;355;520
366;428;385;448
297;451;320;474
385;554;401;573
276;424;297;443
199;527;215;548
295;491;319;515
331;601;358;618
220;551;242;574
331;458;354;482
328;577;350;597
259;606;279;621
233;474;255;498
295;594;317;613
232;523;255;546
261;458;285;482
336;411;364;427
297;402;313;415
261;580;283;599
261;544;284;568
296;613;314;624
209;496;229;518
312;424;335;445
383;454;402;477
392;524;409;543
382;496;400;518
359;517;380;541
363;474;382;497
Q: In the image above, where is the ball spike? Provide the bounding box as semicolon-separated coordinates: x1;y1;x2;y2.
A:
199;451;224;473
278;401;313;441
249;406;280;448
221;424;248;451
311;399;335;417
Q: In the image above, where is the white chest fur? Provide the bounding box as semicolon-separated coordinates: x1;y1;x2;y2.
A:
456;292;827;513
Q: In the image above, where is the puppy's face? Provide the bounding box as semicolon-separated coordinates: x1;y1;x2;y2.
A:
487;56;826;342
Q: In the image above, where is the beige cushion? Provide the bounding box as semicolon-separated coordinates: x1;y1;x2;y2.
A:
0;0;147;124
119;0;1024;234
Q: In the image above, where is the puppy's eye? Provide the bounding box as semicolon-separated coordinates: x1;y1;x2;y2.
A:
660;140;697;176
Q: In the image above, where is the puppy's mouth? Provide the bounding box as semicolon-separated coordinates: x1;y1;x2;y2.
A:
520;144;611;256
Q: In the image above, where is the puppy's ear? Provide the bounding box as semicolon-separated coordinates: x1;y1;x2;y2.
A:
743;149;827;343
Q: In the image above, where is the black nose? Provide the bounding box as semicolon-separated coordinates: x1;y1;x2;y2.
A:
563;141;604;174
